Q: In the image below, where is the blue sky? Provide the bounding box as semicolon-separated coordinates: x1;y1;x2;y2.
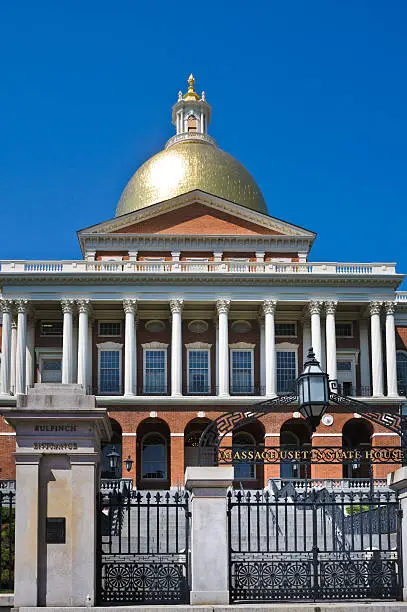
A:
0;1;406;286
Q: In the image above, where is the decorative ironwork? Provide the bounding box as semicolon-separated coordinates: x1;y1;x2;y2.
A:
228;487;401;602
97;488;190;605
0;489;15;591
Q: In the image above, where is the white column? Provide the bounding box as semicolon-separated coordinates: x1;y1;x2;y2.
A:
87;318;93;391
15;299;28;394
359;318;370;392
325;300;338;390
370;301;384;397
263;299;277;397
216;299;230;397
385;301;399;397
124;299;137;395
259;317;265;394
61;300;75;384
77;300;91;389
25;314;35;389
170;298;183;397
11;318;17;394
0;300;13;394
309;300;323;364
214;317;219;391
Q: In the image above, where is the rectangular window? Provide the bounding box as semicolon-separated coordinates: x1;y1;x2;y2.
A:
275;323;297;337
337;360;352;371
336;323;353;337
277;351;297;393
188;349;210;394
231;350;253;394
40;321;63;336
99;321;122;337
99;350;121;394
41;359;62;383
144;349;167;394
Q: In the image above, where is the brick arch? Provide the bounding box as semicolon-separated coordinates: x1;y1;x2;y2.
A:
136;417;171;490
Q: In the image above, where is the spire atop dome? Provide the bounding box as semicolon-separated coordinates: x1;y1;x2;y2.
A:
167;74;215;149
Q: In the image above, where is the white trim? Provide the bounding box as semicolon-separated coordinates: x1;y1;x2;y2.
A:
0;432;15;436
312;433;342;437
265;433;280;437
230;347;255;394
170;433;184;437
229;342;256;349
371;432;400;438
186;346;211;394
141;341;169;349
142;345;168;394
98;320;122;337
97;342;123;395
122;432;137;437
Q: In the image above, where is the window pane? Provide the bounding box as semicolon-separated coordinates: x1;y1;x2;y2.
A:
99;350;120;393
275;323;296;336
277;351;296;393
397;352;407;393
42;359;62;382
40;321;63;336
188;350;209;393
144;350;166;393
231;351;253;393
233;433;256;479
142;435;167;479
99;322;121;336
335;323;353;337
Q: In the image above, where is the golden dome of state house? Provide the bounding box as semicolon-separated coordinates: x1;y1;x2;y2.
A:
0;74;406;496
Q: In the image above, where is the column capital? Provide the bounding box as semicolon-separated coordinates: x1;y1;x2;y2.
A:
216;298;231;315
170;298;184;314
123;298;138;314
76;299;92;314
15;299;29;314
61;299;75;314
308;300;323;316
262;299;277;316
369;301;383;316
0;299;13;314
384;301;396;316
325;300;338;315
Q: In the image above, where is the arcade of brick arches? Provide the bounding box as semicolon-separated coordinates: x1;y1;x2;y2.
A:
0;75;407;607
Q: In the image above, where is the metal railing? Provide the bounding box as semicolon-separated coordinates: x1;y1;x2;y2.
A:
0;489;15;592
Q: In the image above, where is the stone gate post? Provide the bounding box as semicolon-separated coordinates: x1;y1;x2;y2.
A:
185;466;234;605
388;467;407;601
3;384;111;607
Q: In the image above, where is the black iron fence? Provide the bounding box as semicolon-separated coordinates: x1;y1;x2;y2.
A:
228;487;401;603
0;485;15;592
97;486;190;605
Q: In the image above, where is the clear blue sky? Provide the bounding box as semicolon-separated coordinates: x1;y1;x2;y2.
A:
1;1;406;286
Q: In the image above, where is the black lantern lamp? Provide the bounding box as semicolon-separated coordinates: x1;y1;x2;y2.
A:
124;455;134;472
107;446;120;471
297;347;330;431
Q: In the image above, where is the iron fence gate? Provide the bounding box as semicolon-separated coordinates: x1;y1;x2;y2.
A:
228;486;402;603
97;485;190;605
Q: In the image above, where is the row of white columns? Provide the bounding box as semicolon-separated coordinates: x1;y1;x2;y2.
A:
0;298;400;398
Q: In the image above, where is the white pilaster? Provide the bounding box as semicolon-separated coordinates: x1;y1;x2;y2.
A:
15;299;28;394
11;318;17;394
124;299;137;396
309;300;323;364
170;298;183;397
302;318;311;360
77;300;91;389
370;301;384;397
87;318;93;391
216;299;230;397
214;317;219;390
325;300;338;390
359;318;370;392
25;313;35;389
0;300;13;395
61;300;75;384
385;301;399;397
259;316;265;394
263;300;277;397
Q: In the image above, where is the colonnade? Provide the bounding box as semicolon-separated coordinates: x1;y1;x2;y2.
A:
0;297;400;398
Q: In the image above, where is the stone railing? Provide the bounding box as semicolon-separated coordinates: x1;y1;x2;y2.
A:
268;477;390;492
0;260;398;276
396;291;407;302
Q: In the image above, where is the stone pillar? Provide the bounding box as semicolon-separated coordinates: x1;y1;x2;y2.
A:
26;312;35;389
77;300;91;388
302;318;311;363
124;299;137;396
259;316;265;394
385;301;399;397
309;300;323;364
325;300;338;390
263;299;277;397
5;384;111;607
370;301;384;397
15;299;28;394
62;299;75;384
185;466;234;605
216;299;230;397
11;317;17;394
170;298;183;397
388;467;407;600
1;300;13;395
87;318;93;391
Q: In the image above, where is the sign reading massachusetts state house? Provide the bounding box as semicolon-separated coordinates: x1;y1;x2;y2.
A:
217;446;405;464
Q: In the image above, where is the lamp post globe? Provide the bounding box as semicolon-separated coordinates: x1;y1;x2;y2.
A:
124;455;134;472
107;446;120;471
297;347;330;431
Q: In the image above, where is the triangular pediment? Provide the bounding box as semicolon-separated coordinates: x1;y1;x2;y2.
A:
78;190;315;239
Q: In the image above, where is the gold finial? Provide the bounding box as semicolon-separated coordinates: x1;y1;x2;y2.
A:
183;73;200;101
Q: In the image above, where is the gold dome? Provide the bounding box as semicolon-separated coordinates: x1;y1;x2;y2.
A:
115;140;268;216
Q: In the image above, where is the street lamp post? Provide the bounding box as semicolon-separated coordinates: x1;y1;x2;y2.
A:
297;348;330;431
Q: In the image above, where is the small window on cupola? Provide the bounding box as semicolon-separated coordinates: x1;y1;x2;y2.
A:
188;115;197;133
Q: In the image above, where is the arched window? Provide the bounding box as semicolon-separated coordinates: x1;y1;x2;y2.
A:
141;433;167;480
187;114;197;133
342;418;372;479
280;420;311;479
233;432;256;480
101;418;123;479
397;351;407;395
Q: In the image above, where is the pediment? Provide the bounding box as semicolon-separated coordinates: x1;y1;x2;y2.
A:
78;190;315;240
